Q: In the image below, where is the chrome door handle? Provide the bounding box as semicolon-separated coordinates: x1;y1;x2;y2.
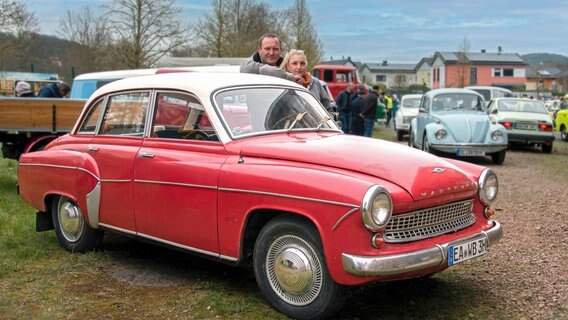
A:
139;152;155;158
87;145;98;151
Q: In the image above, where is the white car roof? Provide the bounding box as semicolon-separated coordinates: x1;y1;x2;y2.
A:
88;71;303;102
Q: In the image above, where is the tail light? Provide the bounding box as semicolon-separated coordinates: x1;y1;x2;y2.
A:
538;123;553;132
500;122;513;130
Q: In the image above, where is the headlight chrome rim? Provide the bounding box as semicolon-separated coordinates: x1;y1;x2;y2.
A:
479;168;498;205
435;129;447;140
361;185;393;232
491;129;504;141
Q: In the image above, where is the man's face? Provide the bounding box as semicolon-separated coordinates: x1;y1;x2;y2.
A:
258;37;281;66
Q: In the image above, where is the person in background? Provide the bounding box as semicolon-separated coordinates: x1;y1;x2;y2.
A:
360;85;379;137
38;82;70;98
349;85;367;136
15;81;35;97
240;33;302;84
280;49;331;113
384;92;394;127
336;82;356;133
391;93;399;127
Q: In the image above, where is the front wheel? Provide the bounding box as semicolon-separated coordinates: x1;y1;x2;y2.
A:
491;150;506;165
253;216;346;320
52;195;104;253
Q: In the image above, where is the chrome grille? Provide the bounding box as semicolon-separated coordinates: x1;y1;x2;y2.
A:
385;199;476;243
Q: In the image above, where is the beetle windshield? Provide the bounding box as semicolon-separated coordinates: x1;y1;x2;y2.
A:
214;87;338;138
431;93;485;112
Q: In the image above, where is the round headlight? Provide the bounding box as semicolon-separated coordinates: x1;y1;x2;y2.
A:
435;129;447;140
491;129;503;141
479;169;498;205
362;185;392;231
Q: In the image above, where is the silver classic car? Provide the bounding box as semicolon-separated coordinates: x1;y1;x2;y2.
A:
409;88;508;164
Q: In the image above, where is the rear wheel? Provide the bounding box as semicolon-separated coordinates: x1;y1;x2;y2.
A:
491;150;506;165
561;125;568;142
542;143;553;154
396;130;404;141
253;216;346;320
52;195;104;253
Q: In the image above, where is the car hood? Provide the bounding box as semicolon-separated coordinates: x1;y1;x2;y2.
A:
399;108;419;117
239;134;475;200
436;112;491;142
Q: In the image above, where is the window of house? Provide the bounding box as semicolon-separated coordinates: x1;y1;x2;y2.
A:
494;68;502;77
375;75;386;82
503;69;514;77
494;68;514;77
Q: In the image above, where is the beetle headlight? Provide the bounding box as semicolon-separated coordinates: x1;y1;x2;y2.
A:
362;185;392;231
491;129;503;141
435;129;447;140
478;168;498;205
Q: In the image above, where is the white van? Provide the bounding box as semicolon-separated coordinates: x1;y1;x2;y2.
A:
465;86;513;102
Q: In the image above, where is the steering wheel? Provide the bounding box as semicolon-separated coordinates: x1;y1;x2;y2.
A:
270;114;296;130
182;130;209;140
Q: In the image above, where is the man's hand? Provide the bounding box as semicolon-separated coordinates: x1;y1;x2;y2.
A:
292;74;303;84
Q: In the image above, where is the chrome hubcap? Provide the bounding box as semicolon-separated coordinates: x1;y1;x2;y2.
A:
266;235;322;306
58;198;84;243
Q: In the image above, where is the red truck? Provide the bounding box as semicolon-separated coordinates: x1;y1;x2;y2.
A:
311;64;360;99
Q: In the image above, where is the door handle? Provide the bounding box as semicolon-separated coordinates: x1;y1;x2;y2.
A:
139;152;155;158
87;145;98;151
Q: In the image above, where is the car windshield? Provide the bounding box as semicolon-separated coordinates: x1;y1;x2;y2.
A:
431;93;484;112
402;98;420;108
497;100;548;114
214;87;337;138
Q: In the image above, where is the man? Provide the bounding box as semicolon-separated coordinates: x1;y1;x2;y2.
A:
360;85;379;137
240;33;302;84
336;82;355;133
349;85;367;136
38;82;70;98
384;92;394;127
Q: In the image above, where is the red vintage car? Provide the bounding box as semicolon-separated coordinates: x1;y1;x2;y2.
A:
18;72;503;320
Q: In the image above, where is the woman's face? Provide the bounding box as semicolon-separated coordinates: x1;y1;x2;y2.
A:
287;54;307;75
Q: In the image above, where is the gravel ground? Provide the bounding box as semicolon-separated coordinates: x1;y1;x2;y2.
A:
482;148;567;319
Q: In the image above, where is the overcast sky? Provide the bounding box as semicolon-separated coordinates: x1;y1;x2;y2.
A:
34;0;567;64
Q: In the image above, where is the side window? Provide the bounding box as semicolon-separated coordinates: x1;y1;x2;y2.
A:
151;92;218;142
99;91;149;136
77;99;104;134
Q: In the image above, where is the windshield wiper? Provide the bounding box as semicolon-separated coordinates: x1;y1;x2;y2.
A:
315;115;331;131
287;112;308;132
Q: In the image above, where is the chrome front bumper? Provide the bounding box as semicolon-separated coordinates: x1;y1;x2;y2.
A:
342;220;503;277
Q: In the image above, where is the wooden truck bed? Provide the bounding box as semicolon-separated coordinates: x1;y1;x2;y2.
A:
0;97;85;133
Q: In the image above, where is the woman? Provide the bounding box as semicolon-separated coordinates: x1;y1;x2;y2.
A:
280;50;332;113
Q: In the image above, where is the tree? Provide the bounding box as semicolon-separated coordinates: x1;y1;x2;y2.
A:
454;36;471;87
281;0;324;66
0;0;38;70
195;0;277;58
59;5;119;73
103;0;192;68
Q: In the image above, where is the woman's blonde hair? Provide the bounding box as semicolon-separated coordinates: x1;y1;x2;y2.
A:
280;49;307;71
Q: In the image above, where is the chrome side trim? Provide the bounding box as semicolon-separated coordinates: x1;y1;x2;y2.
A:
342;220;502;277
219;187;359;208
134;179;217;190
100;179;131;183
332;207;359;231
86;182;101;228
98;223;137;236
77;167;100;181
19;163;77;170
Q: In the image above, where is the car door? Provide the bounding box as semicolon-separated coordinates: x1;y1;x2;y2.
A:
132;91;227;256
87;91;150;233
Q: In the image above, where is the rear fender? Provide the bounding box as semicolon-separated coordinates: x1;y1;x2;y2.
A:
18;149;101;228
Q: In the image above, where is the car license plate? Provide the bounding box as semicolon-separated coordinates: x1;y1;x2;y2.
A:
448;236;488;266
456;149;485;156
514;123;537;130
